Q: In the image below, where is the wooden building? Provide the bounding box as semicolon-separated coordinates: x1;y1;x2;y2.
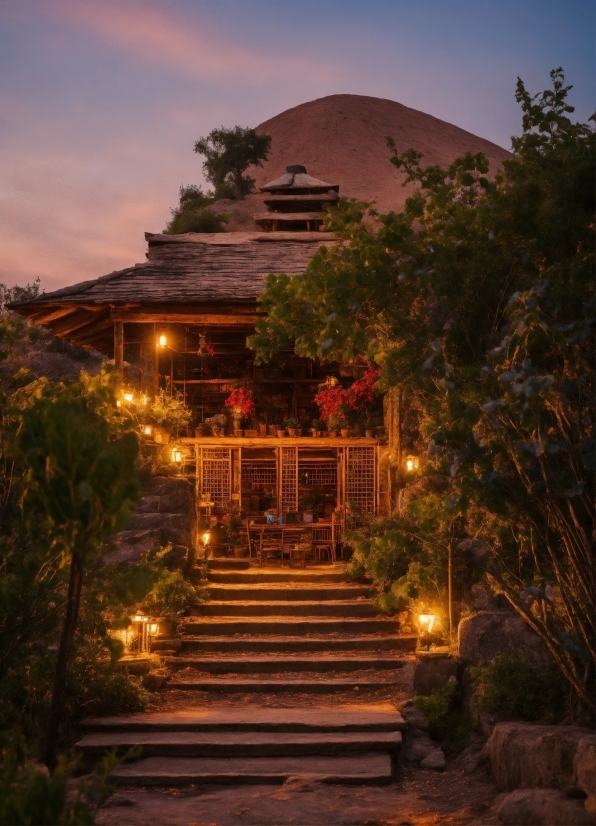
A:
12;167;387;523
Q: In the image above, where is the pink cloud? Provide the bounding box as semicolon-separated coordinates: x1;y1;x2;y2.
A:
49;0;337;85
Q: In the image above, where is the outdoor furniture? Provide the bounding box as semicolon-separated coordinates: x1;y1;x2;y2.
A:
257;527;284;566
312;523;335;563
281;526;313;568
246;517;267;558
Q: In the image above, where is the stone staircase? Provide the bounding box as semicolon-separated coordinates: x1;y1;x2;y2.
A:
76;560;416;785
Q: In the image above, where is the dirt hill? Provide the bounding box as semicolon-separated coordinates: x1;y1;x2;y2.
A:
212;94;511;230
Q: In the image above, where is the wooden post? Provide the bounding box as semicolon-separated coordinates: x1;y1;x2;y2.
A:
448;541;453;645
114;321;124;375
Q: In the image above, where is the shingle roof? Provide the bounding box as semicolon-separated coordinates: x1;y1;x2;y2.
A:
17;232;336;306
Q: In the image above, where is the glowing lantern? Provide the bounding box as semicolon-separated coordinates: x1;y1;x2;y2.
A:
143;425;152;436
158;334;167;348
123;392;134;403
405;454;419;472
171;447;183;463
202;530;211;547
116;400;122;408
133;613;143;623
418;613;435;633
148;622;159;636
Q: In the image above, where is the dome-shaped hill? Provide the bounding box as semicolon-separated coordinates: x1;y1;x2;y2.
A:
212;94;511;230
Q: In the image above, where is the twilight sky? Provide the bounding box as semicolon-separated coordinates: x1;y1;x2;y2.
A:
0;0;594;293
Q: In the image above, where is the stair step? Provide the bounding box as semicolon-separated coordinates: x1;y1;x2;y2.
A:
207;559;250;570
77;730;402;757
208;569;353;584
183;617;399;635
205;585;375;601
193;601;379;618
168;677;405;693
165;656;406;674
179;635;417;653
83;705;406;733
110;753;393;785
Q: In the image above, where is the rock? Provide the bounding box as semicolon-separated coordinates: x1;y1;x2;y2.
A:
420;748;446;771
143;670;169;691
102;794;137;808
402;735;436;762
458;610;552;667
398;699;429;731
496;789;594;825
413;654;457;695
486;721;596;800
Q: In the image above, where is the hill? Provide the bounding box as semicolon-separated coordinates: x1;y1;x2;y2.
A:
211;94;511;230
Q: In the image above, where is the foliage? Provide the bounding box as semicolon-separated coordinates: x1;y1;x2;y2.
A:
414;680;476;756
194;126;271;199
248;69;595;713
221;504;244;552
224;383;255;420
0;278;42;309
470;651;569;724
145;389;191;433
313;365;380;427
164;206;231;235
143;568;197;618
0;735;117;825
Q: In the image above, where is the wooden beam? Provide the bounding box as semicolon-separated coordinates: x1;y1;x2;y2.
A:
179;436;378;448
28;307;76;324
114;320;124;374
110;312;263;325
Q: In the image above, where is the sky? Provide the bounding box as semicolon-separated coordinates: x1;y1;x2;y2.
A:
0;0;594;294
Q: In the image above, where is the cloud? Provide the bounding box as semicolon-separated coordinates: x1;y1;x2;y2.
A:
49;0;337;86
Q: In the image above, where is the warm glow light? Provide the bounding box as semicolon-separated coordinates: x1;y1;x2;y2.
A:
159;334;167;348
405;455;419;472
133;613;143;623
171;448;183;463
418;613;435;633
140;395;148;406
123;392;134;403
148;623;159;636
143;425;152;436
202;530;211;546
116;400;122;408
142;616;149;623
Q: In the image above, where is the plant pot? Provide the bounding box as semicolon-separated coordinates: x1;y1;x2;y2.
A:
258;424;268;437
328;431;338;438
194;425;206;437
234;429;243;437
351;425;362;436
365;429;374;438
268;424;278;436
340;428;350;438
276;429;286;438
288;428;300;437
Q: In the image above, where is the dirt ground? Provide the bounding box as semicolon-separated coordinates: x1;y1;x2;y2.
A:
97;763;501;826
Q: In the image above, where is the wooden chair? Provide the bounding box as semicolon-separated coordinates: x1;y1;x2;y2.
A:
312;524;335;563
246;517;267;559
282;527;313;568
258;527;283;566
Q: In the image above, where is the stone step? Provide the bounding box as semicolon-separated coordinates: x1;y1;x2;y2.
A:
192;600;379;618
183;617;399;635
165;655;406;674
207;569;355;584
207;559;250;570
179;634;417;654
111;753;393;786
77;729;402;758
204;584;375;601
167;676;405;693
83;705;407;733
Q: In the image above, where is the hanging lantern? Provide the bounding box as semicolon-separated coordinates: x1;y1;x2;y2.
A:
171;447;183;463
158;334;167;348
148;622;159;636
405;454;420;472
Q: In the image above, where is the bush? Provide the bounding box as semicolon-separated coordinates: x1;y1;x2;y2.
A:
415;680;477;756
471;650;569;724
164;208;231;235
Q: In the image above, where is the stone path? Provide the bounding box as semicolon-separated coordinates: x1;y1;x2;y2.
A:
78;560;417;786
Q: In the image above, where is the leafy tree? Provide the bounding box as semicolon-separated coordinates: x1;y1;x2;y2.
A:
248;69;595;714
17;386;140;768
163;185;231;235
194;126;271;199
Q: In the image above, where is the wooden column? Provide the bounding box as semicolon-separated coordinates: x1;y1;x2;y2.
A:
114;321;124;375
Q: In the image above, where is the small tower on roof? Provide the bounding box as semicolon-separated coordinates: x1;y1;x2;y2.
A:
253;164;339;232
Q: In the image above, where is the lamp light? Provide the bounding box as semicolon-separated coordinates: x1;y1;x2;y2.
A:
143;425;152;436
116;400;122;408
171;447;183;463
418;611;436;651
123;392;134;403
133;613;143;623
405;454;420;472
158;334;167;348
142;616;149;623
202;530;211;546
148;622;159;636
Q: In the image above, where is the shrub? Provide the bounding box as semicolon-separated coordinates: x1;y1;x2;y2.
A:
415;680;477;756
471;650;569;724
165;208;231;235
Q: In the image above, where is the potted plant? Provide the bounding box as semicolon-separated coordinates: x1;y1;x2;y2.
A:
205;413;227;437
310;419;326;437
326;415;347;438
283;417;301;437
146;390;192;443
224;382;255;434
222;504;244;557
276;426;286;438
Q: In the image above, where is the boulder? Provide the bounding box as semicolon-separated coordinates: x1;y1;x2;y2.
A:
420;748;446;771
496;789;594;825
402;735;437;763
399;699;430;731
458;609;551;668
486;722;596;803
413;653;457;695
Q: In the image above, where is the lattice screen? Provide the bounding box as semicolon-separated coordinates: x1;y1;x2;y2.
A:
280;447;298;514
200;448;231;512
345;446;376;513
242;463;277;488
298;462;337;486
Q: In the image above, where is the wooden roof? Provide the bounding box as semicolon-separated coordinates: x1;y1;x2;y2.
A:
10;231;337;352
261;169;339;193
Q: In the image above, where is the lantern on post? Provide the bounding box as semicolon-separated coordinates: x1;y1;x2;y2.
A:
171;446;183;464
418;611;436;650
158;334;167;348
123;391;134;403
405;454;419;473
